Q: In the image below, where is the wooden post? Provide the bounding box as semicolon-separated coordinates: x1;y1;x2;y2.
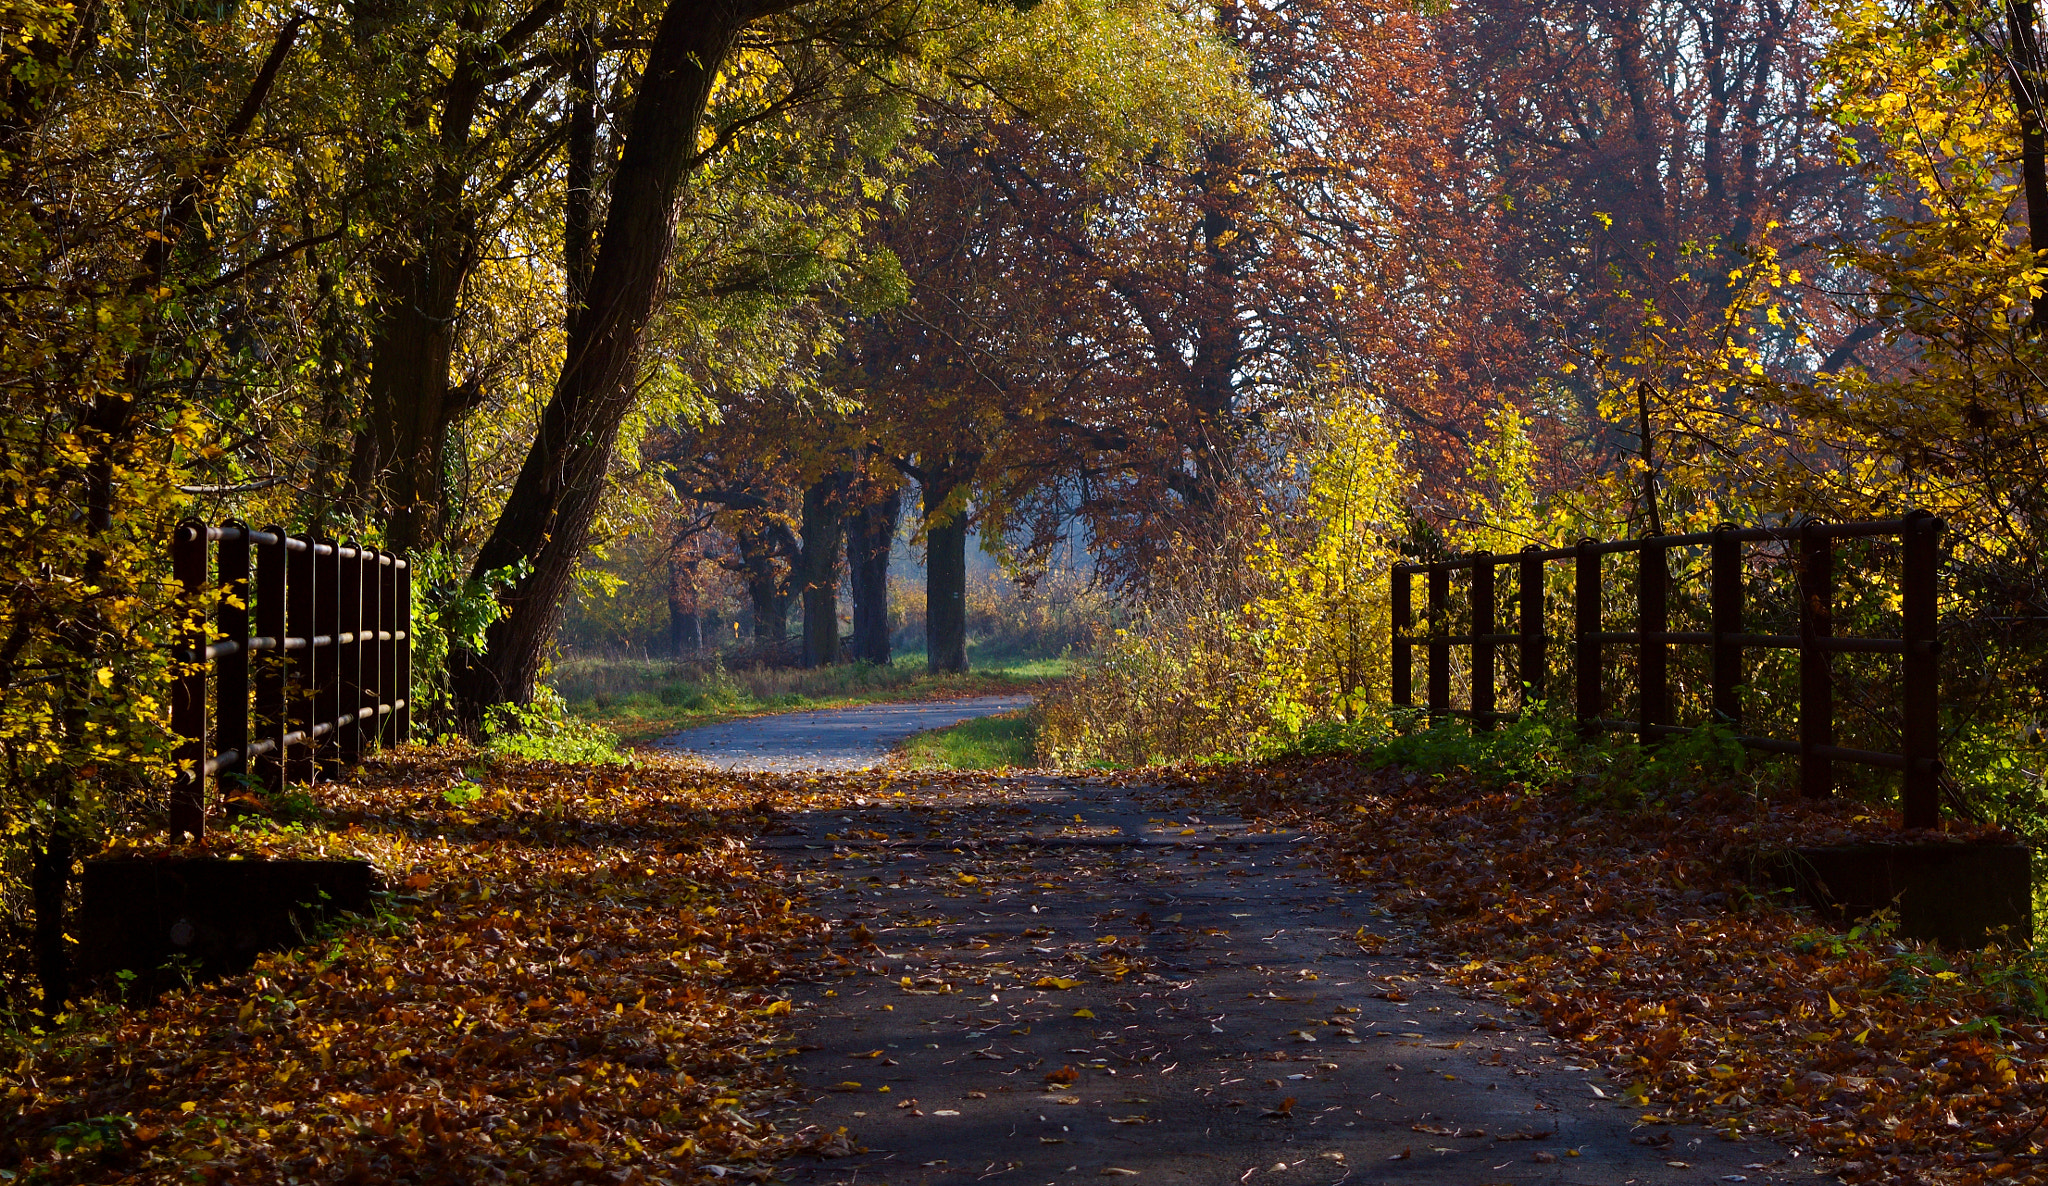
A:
170;522;209;838
1710;525;1742;728
286;536;315;785
1518;546;1545;709
217;522;251;787
252;526;288;794
373;551;393;750
1472;554;1496;730
314;538;340;778
1638;538;1668;743
339;543;365;765
1902;512;1943;828
395;558;413;744
1427;565;1450;721
1575;541;1601;738
1392;567;1412;710
1800;520;1835;798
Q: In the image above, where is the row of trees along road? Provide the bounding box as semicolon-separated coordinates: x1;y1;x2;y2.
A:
0;0;1237;1008
12;0;2048;1010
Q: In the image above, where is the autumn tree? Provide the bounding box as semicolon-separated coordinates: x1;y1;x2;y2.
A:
1445;0;1871;519
0;1;339;1007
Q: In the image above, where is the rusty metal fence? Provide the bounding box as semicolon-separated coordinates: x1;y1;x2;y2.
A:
1391;513;1944;828
171;520;411;838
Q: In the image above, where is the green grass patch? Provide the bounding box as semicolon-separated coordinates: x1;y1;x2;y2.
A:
555;653;1066;744
896;709;1038;770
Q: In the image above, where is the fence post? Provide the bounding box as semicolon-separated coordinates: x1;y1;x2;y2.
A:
375;550;393;750
396;558;413;744
252;526;288;794
1638;537;1668;743
314;538;340;778
1575;540;1601;738
1472;554;1496;730
339;544;365;765
1710;524;1743;728
170;522;209;838
1519;546;1544;709
287;537;315;784
1902;512;1943;828
1800;519;1834;798
217;522;251;790
1427;565;1450;721
1391;566;1412;710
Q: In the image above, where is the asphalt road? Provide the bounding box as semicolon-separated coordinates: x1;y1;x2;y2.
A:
760;775;1805;1186
650;694;1035;771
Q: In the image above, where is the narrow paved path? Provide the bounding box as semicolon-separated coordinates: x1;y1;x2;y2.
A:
652;695;1033;771
765;775;1800;1186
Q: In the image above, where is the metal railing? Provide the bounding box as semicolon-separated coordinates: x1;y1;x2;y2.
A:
1391;513;1943;827
170;520;411;837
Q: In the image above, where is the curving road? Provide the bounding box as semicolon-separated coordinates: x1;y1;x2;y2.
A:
648;694;1033;772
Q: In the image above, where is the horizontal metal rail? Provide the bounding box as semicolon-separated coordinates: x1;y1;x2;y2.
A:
171;520;412;839
1392;517;1930;573
189;630;409;662
1396;631;1934;655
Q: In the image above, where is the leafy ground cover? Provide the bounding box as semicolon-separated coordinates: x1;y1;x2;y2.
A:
0;747;860;1185
558;654;1068;744
891;709;1038;770
1158;754;2047;1186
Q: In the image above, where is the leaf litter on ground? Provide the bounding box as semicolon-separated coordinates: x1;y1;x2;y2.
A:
1;744;860;1185
1145;756;2046;1186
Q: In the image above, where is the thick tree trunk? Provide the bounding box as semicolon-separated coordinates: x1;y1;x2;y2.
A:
923;480;969;674
847;484;901;665
30;816;71;1013
454;0;768;720
362;248;477;551
800;474;849;667
738;525;791;641
355;2;530;552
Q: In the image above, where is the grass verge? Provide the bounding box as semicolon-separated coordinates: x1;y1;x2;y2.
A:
557;652;1071;744
894;709;1038;770
0;744;850;1184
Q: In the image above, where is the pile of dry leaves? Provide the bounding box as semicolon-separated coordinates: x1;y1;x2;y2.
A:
0;746;847;1185
1169;758;2047;1185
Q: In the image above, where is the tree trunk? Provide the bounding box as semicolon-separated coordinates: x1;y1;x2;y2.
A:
667;550;696;655
924;480;969;674
738;524;791;641
2009;0;2048;330
565;17;598;334
847;484;901;665
362;247;476;551
800;473;848;667
454;0;769;721
356;2;537;552
30;809;71;1013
